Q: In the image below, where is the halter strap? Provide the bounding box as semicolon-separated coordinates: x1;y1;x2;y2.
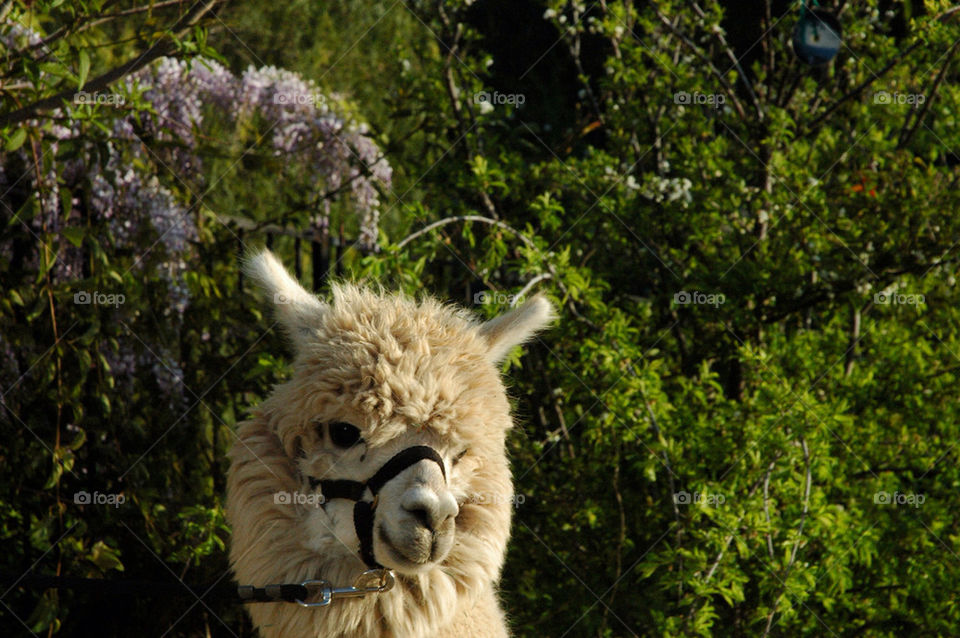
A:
308;445;447;569
308;478;366;502
366;445;446;494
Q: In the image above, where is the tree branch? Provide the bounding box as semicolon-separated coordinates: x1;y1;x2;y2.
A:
680;454;782;631
691;2;763;119
1;0;192;68
0;0;221;127
844;303;861;377
511;272;552;306
762;437;812;637
898;36;960;148
800;42;923;136
803;6;960;137
647;1;749;120
396;214;600;329
762;457;777;562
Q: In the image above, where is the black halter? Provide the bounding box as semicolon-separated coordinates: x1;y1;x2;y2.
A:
308;445;446;569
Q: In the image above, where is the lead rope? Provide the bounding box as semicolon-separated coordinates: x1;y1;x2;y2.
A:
239;568;396;607
0;569;395;607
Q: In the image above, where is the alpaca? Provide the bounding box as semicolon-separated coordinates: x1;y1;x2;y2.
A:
226;251;554;638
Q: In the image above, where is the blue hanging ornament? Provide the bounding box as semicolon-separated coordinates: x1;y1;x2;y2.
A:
793;4;842;65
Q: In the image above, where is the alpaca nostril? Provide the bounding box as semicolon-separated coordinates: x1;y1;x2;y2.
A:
405;506;433;531
401;486;458;532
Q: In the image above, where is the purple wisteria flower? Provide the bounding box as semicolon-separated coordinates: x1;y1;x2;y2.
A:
1;20;393;404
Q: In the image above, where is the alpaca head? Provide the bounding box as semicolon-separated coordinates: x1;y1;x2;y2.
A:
240;251;554;583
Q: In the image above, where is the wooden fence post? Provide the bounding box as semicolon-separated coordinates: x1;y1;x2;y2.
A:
312;230;329;292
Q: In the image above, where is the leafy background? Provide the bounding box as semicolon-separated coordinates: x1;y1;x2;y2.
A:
2;1;960;636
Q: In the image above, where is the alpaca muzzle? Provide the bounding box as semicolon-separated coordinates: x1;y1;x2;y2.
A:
308;445;446;569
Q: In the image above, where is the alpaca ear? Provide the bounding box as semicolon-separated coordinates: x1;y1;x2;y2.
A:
244;250;327;343
478;294;555;363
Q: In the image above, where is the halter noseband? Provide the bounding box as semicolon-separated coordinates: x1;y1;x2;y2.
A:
308;445;447;569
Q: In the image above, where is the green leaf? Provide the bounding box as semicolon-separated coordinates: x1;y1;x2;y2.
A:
78;50;90;89
42;455;63;489
26;589;60;633
27;294;48;321
39;61;73;80
66;428;87;451
5;128;27;152
62;226;85;248
89;540;125;573
60;186;73;216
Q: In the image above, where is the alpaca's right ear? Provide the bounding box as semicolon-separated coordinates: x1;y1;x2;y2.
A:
243;250;327;343
478;294;555;363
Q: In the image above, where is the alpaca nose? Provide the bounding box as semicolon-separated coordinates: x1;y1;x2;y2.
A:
401;487;458;532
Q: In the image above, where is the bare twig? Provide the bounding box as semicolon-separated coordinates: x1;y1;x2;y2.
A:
397;215;532;250
647;1;749;120
801;42;923;135
511;272;552;306
434;3;498;220
634;374;685;599
762;437;812;637
844;303;861;377
1;0;119;65
898;36;960;148
600;441;628;632
564;3;605;125
1;0;191;68
691;2;763;119
395;214;599;328
681;455;781;630
762;457;777;562
552;398;574;457
762;0;775;82
803;5;960;137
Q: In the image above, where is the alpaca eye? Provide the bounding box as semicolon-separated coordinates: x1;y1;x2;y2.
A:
453;448;469;465
329;422;362;448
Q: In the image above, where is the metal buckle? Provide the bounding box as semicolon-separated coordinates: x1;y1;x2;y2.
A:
353;568;395;594
295;580;333;607
295;570;394;607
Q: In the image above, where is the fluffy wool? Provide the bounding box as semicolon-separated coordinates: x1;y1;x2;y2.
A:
226;251;554;638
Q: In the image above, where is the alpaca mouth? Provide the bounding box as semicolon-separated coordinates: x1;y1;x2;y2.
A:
379;525;442;567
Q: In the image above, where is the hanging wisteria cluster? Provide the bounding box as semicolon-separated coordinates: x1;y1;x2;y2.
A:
2;50;392;285
127;56;392;247
0;23;392;406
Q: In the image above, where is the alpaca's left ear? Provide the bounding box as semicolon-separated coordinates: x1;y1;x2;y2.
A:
478;294;556;363
243;250;327;345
